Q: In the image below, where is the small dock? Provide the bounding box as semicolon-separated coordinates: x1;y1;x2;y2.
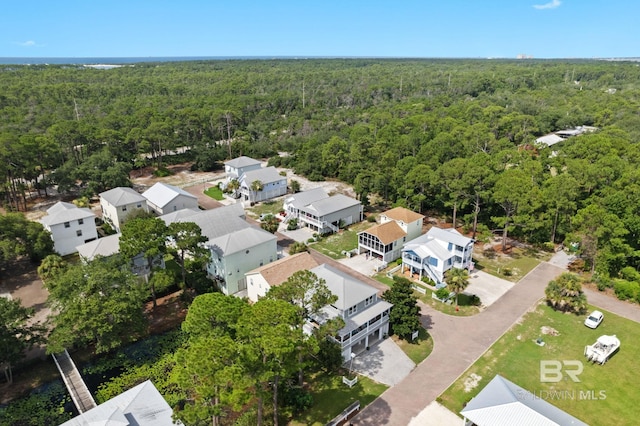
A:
52;350;96;413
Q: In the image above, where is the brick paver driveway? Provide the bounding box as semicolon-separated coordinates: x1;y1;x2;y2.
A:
352;261;565;425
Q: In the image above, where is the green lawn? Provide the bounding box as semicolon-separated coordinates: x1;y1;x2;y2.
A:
439;303;640;425
392;327;434;364
203;185;224;200
247;200;284;218
290;372;388;425
310;222;374;259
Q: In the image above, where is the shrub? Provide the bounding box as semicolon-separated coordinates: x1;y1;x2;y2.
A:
541;242;555;252
594;274;614;292
568;258;586;273
366;214;377;223
435;287;450;300
421;276;435;286
287;218;298;231
501;267;512;277
619;266;640;282
468;294;481;306
288;241;308;255
613;279;639;301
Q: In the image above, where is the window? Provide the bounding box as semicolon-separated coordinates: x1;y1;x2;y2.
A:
76;230;82;237
122;206;127;212
447;242;453;251
348;305;358;316
364;295;375;307
429;257;438;267
78;218;84;225
64;222;70;228
136;203;142;208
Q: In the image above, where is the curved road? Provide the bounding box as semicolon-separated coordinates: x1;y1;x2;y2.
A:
352;261;567;425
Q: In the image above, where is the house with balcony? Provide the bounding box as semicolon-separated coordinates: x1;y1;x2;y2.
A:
99;187;148;232
142;182;198;215
283;187;329;220
245;252;320;302
401;226;474;287
238;166;287;203
297;194;363;234
357;207;424;263
159;203;278;296
309;264;392;361
40;202;98;256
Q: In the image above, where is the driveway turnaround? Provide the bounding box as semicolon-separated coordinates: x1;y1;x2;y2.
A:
351;261;566;425
464;270;514;308
350;338;415;387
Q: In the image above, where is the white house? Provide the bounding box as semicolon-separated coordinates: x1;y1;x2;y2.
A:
99;187;148;232
61;380;179;426
309;264;392;361
246;252;320;302
40;202;98;256
358;207;424;262
297;194;363;234
238;166;287;203
401;226;474;287
142;182;199;215
159;203;278;296
460;375;588;426
224;156;262;180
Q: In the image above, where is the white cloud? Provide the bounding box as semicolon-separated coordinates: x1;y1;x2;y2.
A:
533;0;561;10
16;40;37;47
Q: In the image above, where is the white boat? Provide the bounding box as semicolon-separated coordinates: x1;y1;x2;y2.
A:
584;334;620;364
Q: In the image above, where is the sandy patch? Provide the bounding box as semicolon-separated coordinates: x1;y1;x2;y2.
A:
463;373;482;392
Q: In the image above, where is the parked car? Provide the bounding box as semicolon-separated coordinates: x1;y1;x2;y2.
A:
584;310;604;329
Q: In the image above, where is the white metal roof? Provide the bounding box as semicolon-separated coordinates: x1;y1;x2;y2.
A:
240;166;286;186
535;134;565;147
207;226;276;255
61;380;179;426
310;263;377;310
40;202;96;226
284;187;329;210
99;187;146;207
76;234;121;261
142;182;197;208
224;156;261;168
461;375;588;426
426;226;473;248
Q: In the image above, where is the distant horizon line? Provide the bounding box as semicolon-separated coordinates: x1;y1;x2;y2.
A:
1;55;639;65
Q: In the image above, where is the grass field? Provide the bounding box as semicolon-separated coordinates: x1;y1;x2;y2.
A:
439;303;640;425
310;222;373;259
472;246;550;282
290;373;388;426
203;185;224;200
392;327;433;364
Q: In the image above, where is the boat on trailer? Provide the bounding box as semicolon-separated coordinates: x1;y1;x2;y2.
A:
584;334;620;364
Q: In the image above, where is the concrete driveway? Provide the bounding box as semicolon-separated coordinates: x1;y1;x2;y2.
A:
338;254;385;277
465;270;514;308
350;338;415;387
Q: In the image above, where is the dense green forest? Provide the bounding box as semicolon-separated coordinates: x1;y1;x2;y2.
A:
2;58;640;282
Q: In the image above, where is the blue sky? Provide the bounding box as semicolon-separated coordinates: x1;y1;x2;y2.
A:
2;0;637;58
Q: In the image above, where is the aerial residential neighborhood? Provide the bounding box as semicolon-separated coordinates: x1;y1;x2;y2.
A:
4;57;640;426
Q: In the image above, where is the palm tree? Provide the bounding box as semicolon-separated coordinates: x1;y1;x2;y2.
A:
226;178;240;197
445;267;470;307
250;179;264;202
37;254;67;282
545;272;587;314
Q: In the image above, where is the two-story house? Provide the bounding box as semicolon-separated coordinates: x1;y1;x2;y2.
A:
401;226;474;287
283;187;329;219
76;233;153;276
99;187;148;232
224;156;262;180
309;264;392;361
297;194;363;234
159;203;278;296
40;202;98;256
238;166;287;203
142;182;199;215
357;207;424;262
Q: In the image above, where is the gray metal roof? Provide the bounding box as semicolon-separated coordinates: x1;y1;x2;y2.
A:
99;187;146;207
404;238;453;262
76;234;121;261
461;375;588;426
343;300;392;333
40;202;96;226
536;133;565;147
207;226;276;255
160;204;248;242
225;156;261;168
61;380;179;426
310;264;377;310
284;187;329;209
299;194;361;217
142;182;197;208
240;166;286;186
